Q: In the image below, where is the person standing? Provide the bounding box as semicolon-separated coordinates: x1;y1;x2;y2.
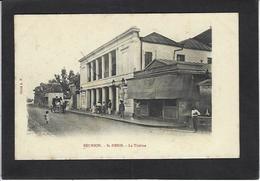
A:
107;99;112;115
119;100;125;118
191;107;201;132
62;100;67;113
55;97;61;112
92;103;96;113
44;111;50;124
53;96;59;112
60;97;64;113
96;102;102;114
101;101;107;115
205;108;210;116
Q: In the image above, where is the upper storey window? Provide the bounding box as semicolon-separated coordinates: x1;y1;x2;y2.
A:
104;54;109;78
207;57;212;64
177;54;185;62
92;61;96;81
97;58;102;79
111;50;116;76
87;63;91;82
145;52;153;67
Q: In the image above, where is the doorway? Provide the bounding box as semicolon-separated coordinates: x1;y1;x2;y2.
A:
149;100;163;117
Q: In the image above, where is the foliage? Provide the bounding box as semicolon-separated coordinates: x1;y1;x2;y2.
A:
33;82;63;106
54;68;80;98
48;79;58;84
33;68;80;106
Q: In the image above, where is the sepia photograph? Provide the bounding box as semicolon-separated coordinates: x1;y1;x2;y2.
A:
14;13;239;160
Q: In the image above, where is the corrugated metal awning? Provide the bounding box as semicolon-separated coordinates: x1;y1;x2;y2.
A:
127;74;199;100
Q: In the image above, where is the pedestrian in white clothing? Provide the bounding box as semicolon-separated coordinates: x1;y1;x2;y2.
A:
191;107;200;132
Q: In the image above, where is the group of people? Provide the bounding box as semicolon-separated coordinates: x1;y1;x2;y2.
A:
91;99;125;118
91;99;112;115
51;96;67;113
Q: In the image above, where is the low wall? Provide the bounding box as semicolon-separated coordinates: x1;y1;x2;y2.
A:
197;116;212;132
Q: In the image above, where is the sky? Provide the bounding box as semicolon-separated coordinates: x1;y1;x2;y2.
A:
14;14;213;98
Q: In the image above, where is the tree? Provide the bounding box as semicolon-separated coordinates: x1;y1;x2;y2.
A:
74;73;80;90
33;83;48;106
54;68;80;98
33;82;63;106
48;79;57;84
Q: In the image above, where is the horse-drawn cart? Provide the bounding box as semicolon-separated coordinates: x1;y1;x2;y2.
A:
51;98;63;113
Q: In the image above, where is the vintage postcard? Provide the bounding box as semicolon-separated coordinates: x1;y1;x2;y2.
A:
14;13;239;160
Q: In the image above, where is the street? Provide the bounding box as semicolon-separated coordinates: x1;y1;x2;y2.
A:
27;106;196;136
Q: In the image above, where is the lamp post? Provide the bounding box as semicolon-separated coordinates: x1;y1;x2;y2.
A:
112;79;116;87
111;78;127;88
121;78;126;86
79;86;83;93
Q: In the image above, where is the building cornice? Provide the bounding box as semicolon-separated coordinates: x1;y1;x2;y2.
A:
79;26;140;63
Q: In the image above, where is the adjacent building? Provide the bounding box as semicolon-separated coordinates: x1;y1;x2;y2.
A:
79;27;212;117
127;59;211;124
33;83;63;107
177;28;212;64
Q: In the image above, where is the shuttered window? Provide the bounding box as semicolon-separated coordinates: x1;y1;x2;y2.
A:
104;54;109;78
111;50;116;76
145;52;153;67
177;54;185;62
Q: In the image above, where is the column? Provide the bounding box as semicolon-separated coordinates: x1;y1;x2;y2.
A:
81;91;86;109
85;91;88;109
108;52;112;77
87;90;91;108
101;56;105;78
86;63;89;82
116;87;119;112
102;87;106;103
116;49;119;75
109;86;114;111
90;61;94;82
80;93;83;109
91;89;95;107
96;88;100;104
96;59;99;80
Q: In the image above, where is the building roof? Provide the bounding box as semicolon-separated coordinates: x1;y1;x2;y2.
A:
156;59;175;65
202;63;211;72
179;28;212;51
144;58;208;71
180;38;211;51
193;28;212;47
133;59;210;79
141;32;182;47
144;59;175;70
197;79;212;86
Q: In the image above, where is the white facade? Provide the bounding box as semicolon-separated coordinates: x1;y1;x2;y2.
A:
79;27;212;115
142;42;181;68
79;27;141;115
176;48;212;63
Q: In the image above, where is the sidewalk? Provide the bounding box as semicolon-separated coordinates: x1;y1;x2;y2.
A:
67;109;194;132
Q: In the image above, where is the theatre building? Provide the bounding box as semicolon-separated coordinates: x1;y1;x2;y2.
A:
79;26;211;116
127;59;211;123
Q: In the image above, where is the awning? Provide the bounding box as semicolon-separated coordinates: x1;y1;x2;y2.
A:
127;74;199;100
